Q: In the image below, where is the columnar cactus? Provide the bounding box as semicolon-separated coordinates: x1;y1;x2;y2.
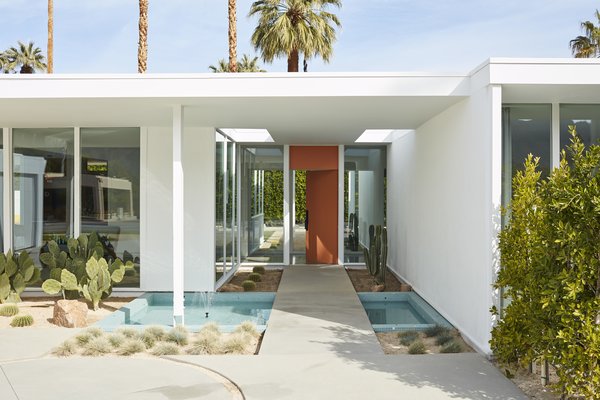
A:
0;251;41;303
363;225;388;286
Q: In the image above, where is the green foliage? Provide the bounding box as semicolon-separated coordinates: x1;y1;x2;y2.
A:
492;127;600;398
397;330;419;346
0;250;41;303
435;332;455;346
80;257;126;311
0;304;19;317
252;266;266;275
10;314;33;327
363;225;388;286
408;340;427;355
570;10;600;58
248;272;262;282
166;325;189;346
440;340;462;354
2;41;46;73
41;269;78;299
424;325;450;338
209;54;266;72
242;280;257;291
152;342;180;356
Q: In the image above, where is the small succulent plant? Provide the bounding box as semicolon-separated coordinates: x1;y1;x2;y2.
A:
242;280;256;291
10;314;34;327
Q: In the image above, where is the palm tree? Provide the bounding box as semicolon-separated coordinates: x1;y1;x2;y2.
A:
48;0;54;73
138;0;149;73
209;54;266;72
248;0;341;72
228;0;237;72
570;10;600;58
0;52;8;73
4;41;47;73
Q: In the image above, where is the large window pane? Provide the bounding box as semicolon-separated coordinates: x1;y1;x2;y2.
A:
215;133;226;281
13;128;74;264
81;128;140;287
240;146;283;264
560;104;600;150
502;105;552;207
0;129;3;252
344;147;387;264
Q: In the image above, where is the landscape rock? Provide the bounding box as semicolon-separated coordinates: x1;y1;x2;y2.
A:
371;284;385;292
219;283;243;292
53;299;88;328
400;284;412;292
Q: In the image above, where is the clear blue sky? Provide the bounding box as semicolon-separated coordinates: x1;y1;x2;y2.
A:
0;0;598;73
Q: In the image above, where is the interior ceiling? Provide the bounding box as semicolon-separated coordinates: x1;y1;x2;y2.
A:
0;96;464;145
502;84;600;104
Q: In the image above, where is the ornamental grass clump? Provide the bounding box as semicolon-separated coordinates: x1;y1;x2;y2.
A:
118;338;146;356
114;327;139;339
440;340;462;354
234;321;260;339
491;127;600;398
435;332;454;346
75;332;93;345
151;342;180;356
108;333;126;348
222;332;251;354
166;325;189;346
423;325;449;338
0;304;19;317
408;340;427;355
52;340;78;357
84;327;104;338
200;322;221;335
82;336;112;356
143;325;167;341
187;331;221;355
398;330;419;346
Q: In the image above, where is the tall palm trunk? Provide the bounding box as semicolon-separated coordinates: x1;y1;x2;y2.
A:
138;0;148;73
228;0;237;72
47;0;53;73
288;49;299;72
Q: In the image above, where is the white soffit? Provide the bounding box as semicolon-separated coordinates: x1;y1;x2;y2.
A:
220;128;274;143
355;129;414;143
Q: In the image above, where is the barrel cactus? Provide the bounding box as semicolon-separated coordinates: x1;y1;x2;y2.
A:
363;225;388;286
0;251;41;303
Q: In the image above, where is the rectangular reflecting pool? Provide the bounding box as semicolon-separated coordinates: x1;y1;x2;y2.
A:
96;292;275;332
358;292;452;332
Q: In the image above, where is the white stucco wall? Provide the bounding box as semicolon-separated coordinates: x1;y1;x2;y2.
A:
387;85;499;354
141;126;215;292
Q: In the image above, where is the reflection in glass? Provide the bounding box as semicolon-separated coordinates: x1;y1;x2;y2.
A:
240;146;283;264
501;105;552;207
216;133;238;282
13;128;74;264
344;147;387;264
0;129;3;252
80;128;140;287
560;104;600;150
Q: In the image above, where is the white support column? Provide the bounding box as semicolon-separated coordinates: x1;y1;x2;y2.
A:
551;102;561;170
283;145;290;265
172;105;185;325
3;128;12;252
490;85;503;322
73;127;81;238
338;145;344;265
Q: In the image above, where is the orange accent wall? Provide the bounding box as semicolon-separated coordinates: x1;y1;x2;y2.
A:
306;170;338;264
290;146;338;171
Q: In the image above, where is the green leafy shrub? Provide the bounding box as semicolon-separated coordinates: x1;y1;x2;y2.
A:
248;273;262;282
222;332;251;354
252;266;266;275
435;332;454;346
440;340;462;354
82;337;112;356
52;340;77;357
187;331;221;355
397;330;419;346
491;127;600;398
408;340;427;355
234;321;260;339
423;325;449;338
10;314;34;327
0;304;19;316
151;342;180;356
118;339;146;356
166;325;189;346
0;251;41;303
242;280;256;292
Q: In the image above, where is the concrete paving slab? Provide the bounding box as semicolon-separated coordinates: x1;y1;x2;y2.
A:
1;357;234;400
0;328;82;361
0;366;18;400
260;265;383;355
175;353;528;400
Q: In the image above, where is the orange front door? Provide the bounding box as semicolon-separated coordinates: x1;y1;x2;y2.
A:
306;170;338;264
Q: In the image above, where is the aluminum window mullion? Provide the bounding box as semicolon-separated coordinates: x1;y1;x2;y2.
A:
3;128;12;252
73;127;81;238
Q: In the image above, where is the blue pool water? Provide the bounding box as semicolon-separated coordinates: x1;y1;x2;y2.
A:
96;292;275;332
359;292;453;332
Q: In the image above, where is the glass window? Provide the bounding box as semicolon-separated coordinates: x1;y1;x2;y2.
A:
501;105;552;207
80;128;140;287
0;128;3;252
13;128;74;264
216;132;238;282
560;104;600;150
344;146;387;264
240;146;283;264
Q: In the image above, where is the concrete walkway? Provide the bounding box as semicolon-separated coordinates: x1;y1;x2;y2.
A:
260;264;383;355
0;265;529;399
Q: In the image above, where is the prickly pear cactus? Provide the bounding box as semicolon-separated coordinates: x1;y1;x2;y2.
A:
0;251;41;303
80;257;126;311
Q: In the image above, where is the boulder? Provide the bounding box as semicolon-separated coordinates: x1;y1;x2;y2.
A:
53;299;88;328
399;283;412;292
219;284;243;292
371;284;385;292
